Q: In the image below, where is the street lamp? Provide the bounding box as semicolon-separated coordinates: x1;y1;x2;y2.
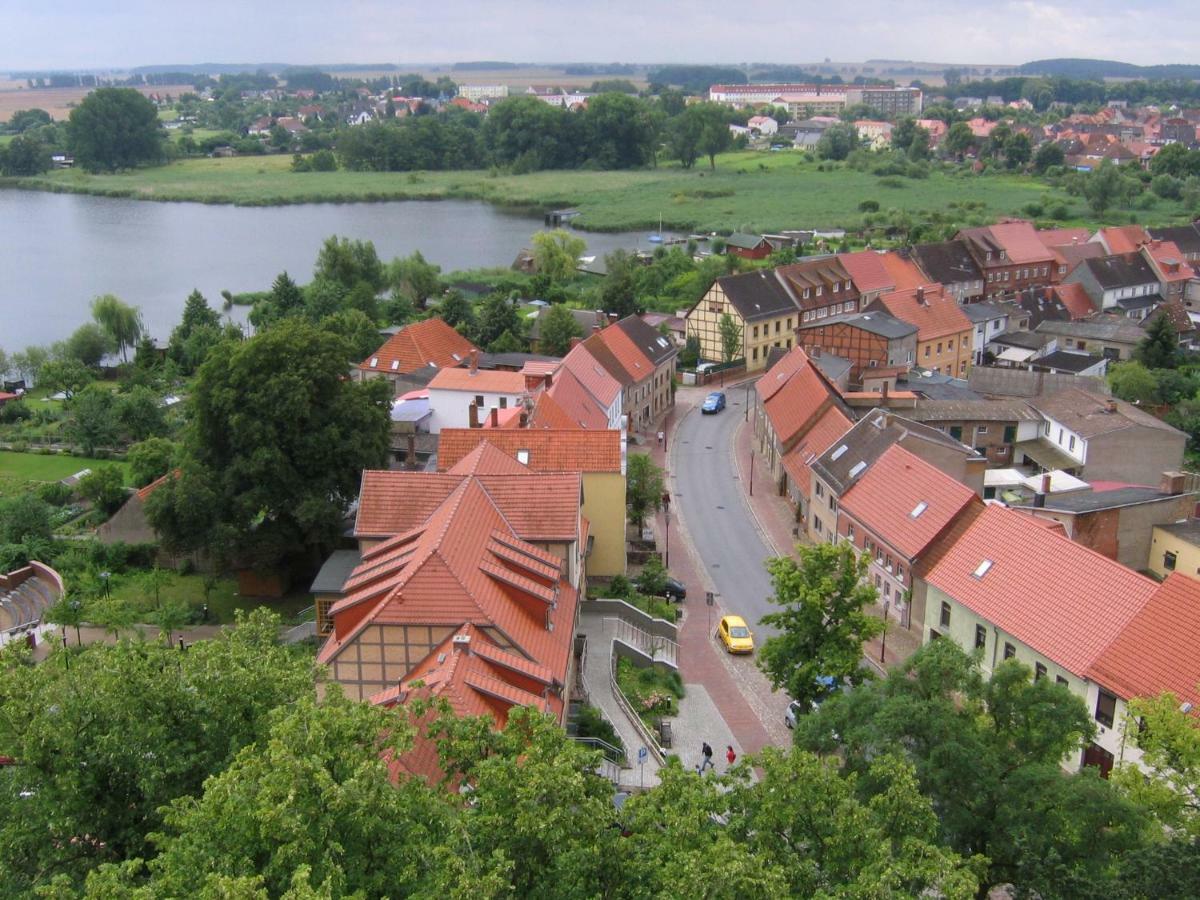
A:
99;571;111;599
880;600;890;664
661;489;671;569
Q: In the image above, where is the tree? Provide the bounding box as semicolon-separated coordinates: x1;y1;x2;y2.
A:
387;251;443;308
126;437;177;487
474;292;520;348
1034;140;1065;173
1113;691;1200;837
816;122;860;161
114;384;166;441
538;303;584;356
78;465;127;516
0;610;315;894
626;452;664;529
90;294;143;363
38;357;93;399
67;383;117;453
1136;312;1180;369
944;121;974;158
62;322;114;367
436;291;475;331
531;229;586;284
313;236;386;293
0;133;51;176
1084;160;1124;216
148;320;392;570
169;290;223;372
793;639;1146;898
1108;360;1160;405
718;312;742;363
757;542;885;708
1005;132;1033;169
0;492;53;544
581;92;655;169
600;248;639;317
690;102;733;170
11;345;49;383
318;308;383;361
668;107;703;169
1150;141;1194;179
66;87;164;172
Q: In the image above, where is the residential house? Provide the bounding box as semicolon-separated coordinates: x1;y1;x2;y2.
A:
905;398;1043;468
581;315;677;430
1148;519;1200;578
1140;240;1196;300
919;502;1179;775
1033;316;1147;361
838;250;897;305
960;300;1016;365
1142;300;1198;350
779;257;861;327
437;430;626;577
1029;350;1109;377
356;317;478;393
1091;224;1150;255
835;444;981;629
426;362;529;434
1147;224;1200;263
686;269;800;371
558;341;624;430
1014;475;1195;570
747;115;779;135
854;120;892;150
967;366;1109;400
797;311;917;383
1019;388;1186;484
1062;253;1163;320
957;221;1056;299
910;240;985;303
807;409;986;544
870;284;974;377
724;233;773;260
317;447;585;709
526;306;605;353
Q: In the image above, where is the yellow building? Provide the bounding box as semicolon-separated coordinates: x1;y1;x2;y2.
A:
685;269;801;372
1148;521;1200;579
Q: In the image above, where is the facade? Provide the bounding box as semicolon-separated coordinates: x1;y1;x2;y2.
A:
707;83;921;117
725;233;773;260
581;316;677;430
686;269;800;371
356;318;478;393
1062;252;1162;320
870;284;974;377
558;341;624;430
458;84;509;101
905;399;1042;468
1140;240;1196;300
780;257;861;326
1033;316;1147;361
1147;224;1200;263
960;300;1014;365
437;429;627;577
1148;520;1200;579
426;366;528;434
796;312;917;383
957;222;1056;299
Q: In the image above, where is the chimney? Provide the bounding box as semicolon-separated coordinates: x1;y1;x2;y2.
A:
468;402;480;429
406;433;418;471
916;286;927;305
489;407;499;427
1161;471;1187;494
1040;473;1052;495
469;349;479;375
544;371;553;388
1033;491;1046;508
519;410;529;427
881;381;889;402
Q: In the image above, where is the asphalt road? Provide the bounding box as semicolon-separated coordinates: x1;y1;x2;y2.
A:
670;389;780;639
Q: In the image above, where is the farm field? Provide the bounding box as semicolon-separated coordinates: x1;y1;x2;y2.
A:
0;450;129;497
0;83;192;121
11;149;1180;234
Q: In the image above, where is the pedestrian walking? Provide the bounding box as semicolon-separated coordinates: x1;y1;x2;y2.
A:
657;430;665;449
698;741;714;773
726;745;737;768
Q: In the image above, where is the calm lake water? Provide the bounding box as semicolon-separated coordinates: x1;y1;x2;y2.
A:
0;190;673;351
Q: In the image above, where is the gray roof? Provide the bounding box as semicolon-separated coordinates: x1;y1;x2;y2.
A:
1015;487;1180;514
1035;315;1147;344
818;310;917;340
714;269;799;322
911;240;983;286
991;330;1050;350
616;314;679;367
725;232;769;250
960;300;1014;324
310;549;362;594
1032;350;1104;373
812;353;853;384
1030;388;1184;438
901;370;982;401
1157;519;1200;547
1114;294;1161;312
907;399;1040;424
968;366;1109;399
1148;224;1200;256
1084;253;1159;289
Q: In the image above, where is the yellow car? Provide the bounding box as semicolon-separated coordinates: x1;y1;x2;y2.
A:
717;615;754;654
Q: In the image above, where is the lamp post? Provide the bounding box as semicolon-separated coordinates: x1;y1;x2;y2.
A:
749;448;754;496
880;600;890;664
99;571;111;600
661;489;671;568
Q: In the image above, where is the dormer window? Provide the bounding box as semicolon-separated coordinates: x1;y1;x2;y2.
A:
816;286;823;296
803;288;810;299
833;282;840;293
844;280;851;290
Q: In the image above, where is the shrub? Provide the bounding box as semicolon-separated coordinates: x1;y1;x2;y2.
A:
877;176;905;189
36;481;75;507
857;200;880;213
574;704;624;754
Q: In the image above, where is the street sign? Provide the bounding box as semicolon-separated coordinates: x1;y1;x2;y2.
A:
637;746;648;764
705;591;714;606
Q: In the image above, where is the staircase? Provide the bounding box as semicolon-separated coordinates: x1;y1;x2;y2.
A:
0;563;62;640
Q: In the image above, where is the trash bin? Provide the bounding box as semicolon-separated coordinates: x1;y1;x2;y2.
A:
657;718;672;749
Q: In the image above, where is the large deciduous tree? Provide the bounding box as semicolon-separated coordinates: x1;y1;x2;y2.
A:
757;542;885;708
538;303;584;356
147;319;391;570
66;87;164;172
625;452;665;529
90;294;143;362
531;229;586;284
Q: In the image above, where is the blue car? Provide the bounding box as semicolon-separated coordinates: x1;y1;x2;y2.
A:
701;392;726;414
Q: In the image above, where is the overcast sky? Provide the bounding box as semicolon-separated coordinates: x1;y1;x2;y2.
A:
2;0;1197;71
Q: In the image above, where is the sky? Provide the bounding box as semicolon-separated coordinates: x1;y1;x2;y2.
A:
1;0;1198;71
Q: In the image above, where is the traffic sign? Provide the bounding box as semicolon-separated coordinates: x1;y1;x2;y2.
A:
637;746;648;764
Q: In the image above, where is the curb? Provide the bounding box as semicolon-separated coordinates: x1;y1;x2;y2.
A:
729;418;784;558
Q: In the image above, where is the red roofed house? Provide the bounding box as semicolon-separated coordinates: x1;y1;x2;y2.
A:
835;444;981;630
1091;224;1150;256
427;353;530;433
917;502;1188;775
1140;240;1196;300
869;283;974;377
837;250;896;304
558;341;624;430
437;430;626;577
957;221;1056;299
356;317;478;394
317;450;586;728
581;315;677;431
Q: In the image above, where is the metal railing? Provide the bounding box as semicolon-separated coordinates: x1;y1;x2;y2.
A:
608;617;678;668
609;653;667;765
570;735;628;767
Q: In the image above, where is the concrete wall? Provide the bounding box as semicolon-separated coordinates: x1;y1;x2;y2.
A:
1084;426;1187;486
582;472;628;577
427;388;526;433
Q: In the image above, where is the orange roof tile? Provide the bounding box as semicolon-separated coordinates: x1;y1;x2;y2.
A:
559;341;623;408
358;317;477;376
782;405;853;499
592;321;655;383
545;367;610;429
527;390;580;430
838;250;895;294
1086;573;1200;707
428;367;527;393
1143;240;1196;283
437;429;622;473
1053;283;1096;320
875;284;973;342
755;345;814;403
1035;227;1091;250
135;469;179;501
763;360;837;448
839;445;978;560
447;442;530;476
877;252;928;291
1098;224;1149;255
924;505;1157;677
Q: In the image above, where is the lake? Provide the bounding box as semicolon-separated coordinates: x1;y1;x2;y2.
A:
0;190;677;351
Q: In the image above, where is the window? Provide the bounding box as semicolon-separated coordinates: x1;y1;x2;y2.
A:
976;426;988;435
803;288;810;299
1077;340;1086;350
1095;690;1117;728
895;563;903;581
940;602;951;628
1003;271;1010;282
786;318;793;330
846;522;855;540
833;281;840;293
974;624;987;649
1164;550;1178;571
1003;642;1016;660
937;342;943;354
813;515;823;535
775;320;781;334
845;299;856;311
499;397;507;409
1057;675;1069;687
752;325;759;339
818;307;828;318
1057;428;1064;443
803;311;813;323
816;286;823;296
474;394;484;407
1003;425;1016;443
516;449;530;465
947;338;954;350
815;481;824;498
829;496;837;512
1035;662;1047;682
370;357;379;368
752;347;758;361
924;345;931;358
988;273;995;283
1068;436;1076;452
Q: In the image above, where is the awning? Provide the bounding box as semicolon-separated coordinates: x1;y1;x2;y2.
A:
996;346;1036;363
1013;438;1081;473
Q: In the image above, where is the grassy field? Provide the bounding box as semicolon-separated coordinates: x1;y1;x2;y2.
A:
0;450;130;497
8;150;1194;233
107;571;313;625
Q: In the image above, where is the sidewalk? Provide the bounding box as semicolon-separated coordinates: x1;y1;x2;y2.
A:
728;415;923;672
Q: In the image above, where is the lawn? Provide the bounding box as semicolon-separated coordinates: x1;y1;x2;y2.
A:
0;449;130;496
106;570;313;625
616;657;685;728
11;150;1187;234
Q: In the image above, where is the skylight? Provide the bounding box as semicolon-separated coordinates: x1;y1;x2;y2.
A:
848;461;866;478
973;559;993;578
516;450;530;465
910;501;928;518
390;360;399;370
656;337;669;348
830;444;848;461
370;357;379;367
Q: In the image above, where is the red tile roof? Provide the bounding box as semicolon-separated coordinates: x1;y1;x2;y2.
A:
986;221;1056;264
591;321;656;383
545;367;610;429
135;469;178;502
838;250;895;294
923;504;1157;677
1053;283;1096;319
437;429;622;473
762;359;836;447
1097;224;1150;255
1143;240;1196;283
756;345;814;403
782;405;853;499
559;342;622;409
528;390;582;430
358;317;477;376
1036;227;1091;250
877;252;928;292
428;367;527;393
1086;573;1200;707
840;445;978;559
874;284;973;342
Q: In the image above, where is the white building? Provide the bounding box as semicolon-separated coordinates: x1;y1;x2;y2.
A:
458;84;509;102
426;368;529;434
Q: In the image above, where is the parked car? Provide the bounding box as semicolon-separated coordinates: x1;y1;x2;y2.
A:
716;614;754;654
784;676;842;728
662;576;686;601
701;391;726;414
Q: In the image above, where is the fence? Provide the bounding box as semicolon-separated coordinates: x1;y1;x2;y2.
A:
609;652;667;765
608;616;678;668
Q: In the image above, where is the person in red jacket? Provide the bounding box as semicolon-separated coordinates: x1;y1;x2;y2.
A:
726;745;736;768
